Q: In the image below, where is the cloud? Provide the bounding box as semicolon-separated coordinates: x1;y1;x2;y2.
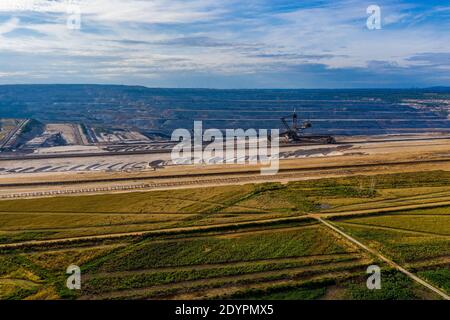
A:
155;36;232;47
407;52;450;66
0;0;449;87
0;17;20;34
251;53;341;60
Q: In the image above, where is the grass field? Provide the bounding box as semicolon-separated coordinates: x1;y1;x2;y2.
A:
0;170;448;300
333;205;450;295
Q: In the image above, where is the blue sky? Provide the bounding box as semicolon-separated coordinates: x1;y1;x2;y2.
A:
0;0;449;88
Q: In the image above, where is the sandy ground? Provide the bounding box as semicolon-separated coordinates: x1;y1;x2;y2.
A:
0;134;448;199
1;135;449;180
45;124;79;145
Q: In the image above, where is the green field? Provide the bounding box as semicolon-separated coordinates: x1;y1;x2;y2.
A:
0;171;448;300
334;206;450;295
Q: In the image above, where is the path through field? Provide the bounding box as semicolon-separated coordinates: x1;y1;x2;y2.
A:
314;217;450;300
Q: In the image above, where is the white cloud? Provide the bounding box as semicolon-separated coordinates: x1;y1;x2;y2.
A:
0;0;228;23
0;71;28;77
0;17;20;34
0;0;449;85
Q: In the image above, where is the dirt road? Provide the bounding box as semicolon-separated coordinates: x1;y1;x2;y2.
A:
315;217;450;300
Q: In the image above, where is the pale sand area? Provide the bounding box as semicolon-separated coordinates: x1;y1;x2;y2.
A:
0;135;448;199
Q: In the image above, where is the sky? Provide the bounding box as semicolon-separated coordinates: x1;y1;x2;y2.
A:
0;0;449;88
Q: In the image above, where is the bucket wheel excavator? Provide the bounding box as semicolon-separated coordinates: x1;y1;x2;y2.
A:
279;111;335;144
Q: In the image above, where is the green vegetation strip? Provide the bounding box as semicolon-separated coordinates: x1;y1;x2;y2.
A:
82;256;365;295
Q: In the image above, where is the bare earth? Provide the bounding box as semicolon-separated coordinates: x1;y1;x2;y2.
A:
0;134;449;199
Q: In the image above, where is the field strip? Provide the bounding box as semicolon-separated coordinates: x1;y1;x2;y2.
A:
81;260;370;299
83;253;362;280
319;201;450;218
114;224;321;246
114;224;322;247
0;222;318;245
0;216;310;240
0;216;314;249
387;214;450;217
83;271;357;300
167;272;361;300
0;210;275;215
334;189;450;206
0;215;279;233
166;273;358;300
330;198;450;213
407;257;450;269
0;278;41;287
0;224;321;252
315;217;450;300
330;194;450;212
0;220;181;232
18;243;128;255
0;210;201;215
0;199;448;249
152;195;271;213
336;221;450;238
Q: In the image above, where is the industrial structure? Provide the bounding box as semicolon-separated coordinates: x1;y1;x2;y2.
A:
280;111;336;144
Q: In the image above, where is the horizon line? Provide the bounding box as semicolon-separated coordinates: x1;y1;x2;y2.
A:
0;84;450;91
